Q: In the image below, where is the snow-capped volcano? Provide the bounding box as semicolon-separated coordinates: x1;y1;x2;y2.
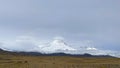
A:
39;39;76;52
1;36;120;57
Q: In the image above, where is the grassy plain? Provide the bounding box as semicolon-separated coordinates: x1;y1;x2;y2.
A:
0;53;120;68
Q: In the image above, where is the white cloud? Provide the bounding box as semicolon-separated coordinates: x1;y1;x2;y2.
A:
54;36;64;40
1;36;39;51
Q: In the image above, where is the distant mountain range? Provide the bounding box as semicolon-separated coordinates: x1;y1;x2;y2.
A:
0;38;119;57
0;48;114;58
0;39;118;58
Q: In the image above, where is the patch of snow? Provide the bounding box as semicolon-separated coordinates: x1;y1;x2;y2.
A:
40;39;76;52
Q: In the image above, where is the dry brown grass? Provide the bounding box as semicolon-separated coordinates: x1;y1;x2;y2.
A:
0;54;120;68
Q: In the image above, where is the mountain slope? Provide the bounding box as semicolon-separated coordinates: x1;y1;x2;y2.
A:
0;48;115;58
39;39;76;52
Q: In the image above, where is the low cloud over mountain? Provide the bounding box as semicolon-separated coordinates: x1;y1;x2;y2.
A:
0;36;120;57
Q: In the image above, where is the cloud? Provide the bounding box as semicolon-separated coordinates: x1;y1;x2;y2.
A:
1;36;39;51
0;42;4;49
54;36;64;40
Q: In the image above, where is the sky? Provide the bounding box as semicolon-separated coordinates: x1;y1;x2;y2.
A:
0;0;120;53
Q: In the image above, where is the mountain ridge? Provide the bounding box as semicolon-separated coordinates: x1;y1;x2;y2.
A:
0;48;115;58
1;39;120;57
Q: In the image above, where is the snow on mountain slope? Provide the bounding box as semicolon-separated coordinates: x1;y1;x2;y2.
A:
86;47;97;50
39;39;76;52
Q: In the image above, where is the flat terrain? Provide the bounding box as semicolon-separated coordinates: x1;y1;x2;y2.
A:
0;54;120;68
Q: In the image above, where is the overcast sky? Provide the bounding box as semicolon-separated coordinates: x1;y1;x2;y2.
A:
0;0;120;51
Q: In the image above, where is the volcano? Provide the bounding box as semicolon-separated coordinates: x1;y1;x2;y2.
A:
38;39;76;52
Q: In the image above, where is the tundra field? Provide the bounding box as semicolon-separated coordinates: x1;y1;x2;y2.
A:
0;54;120;68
